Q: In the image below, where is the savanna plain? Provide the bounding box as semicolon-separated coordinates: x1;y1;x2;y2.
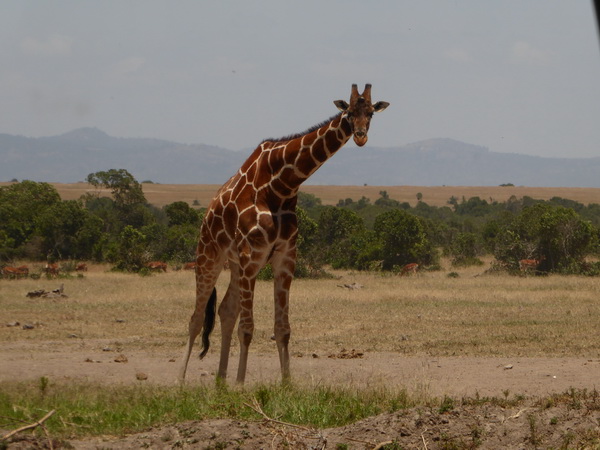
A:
2;259;600;449
2;183;600;448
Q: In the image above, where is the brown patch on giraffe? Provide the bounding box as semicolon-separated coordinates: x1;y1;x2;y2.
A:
219;187;232;206
283;139;301;164
254;157;273;187
222;203;238;236
266;148;286;174
233;183;255;206
278;214;298;241
310;138;327;163
257;214;277;242
243;262;262;279
325;127;342;152
279;167;303;187
295;156;317;179
270;177;294;198
215;229;230;250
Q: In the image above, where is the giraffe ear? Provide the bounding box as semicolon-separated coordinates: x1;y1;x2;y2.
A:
373;101;390;112
334;100;349;112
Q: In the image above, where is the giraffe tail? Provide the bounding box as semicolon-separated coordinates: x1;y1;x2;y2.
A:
199;287;217;359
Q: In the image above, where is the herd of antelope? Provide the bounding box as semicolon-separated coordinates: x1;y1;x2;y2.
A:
1;262;88;279
0;260;199;279
1;258;544;280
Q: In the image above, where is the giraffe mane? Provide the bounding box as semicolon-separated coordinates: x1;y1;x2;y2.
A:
260;113;342;145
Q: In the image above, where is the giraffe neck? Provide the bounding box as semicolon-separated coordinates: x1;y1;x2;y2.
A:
254;113;353;199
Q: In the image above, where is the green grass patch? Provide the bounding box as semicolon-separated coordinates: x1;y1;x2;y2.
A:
0;378;415;439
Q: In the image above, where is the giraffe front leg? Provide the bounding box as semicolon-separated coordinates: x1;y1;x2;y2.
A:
272;252;294;382
236;292;255;384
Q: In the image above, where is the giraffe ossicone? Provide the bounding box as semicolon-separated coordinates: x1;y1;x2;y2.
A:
180;84;389;384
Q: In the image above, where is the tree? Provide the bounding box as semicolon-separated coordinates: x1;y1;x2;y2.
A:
165;224;199;263
35;200;95;259
86;169;146;208
373;209;432;270
297;191;322;210
295;207;322;277
447;232;484;267
109;225;148;272
317;207;365;268
494;203;596;273
374;190;406;208
164;201;201;227
85;169;156;233
0;181;61;259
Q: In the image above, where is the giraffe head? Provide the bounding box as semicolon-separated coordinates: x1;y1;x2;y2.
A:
334;84;389;146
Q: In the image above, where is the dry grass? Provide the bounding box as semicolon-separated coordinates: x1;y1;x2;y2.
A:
2;259;599;359
3;182;600;208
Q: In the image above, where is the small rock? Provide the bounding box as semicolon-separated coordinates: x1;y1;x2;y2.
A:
114;354;128;363
6;321;20;327
102;346;113;352
115;319;126;323
504;364;514;370
135;372;148;381
22;324;35;330
68;334;79;338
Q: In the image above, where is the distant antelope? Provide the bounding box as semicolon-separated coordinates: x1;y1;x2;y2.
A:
76;263;88;272
147;261;167;272
400;263;419;276
183;262;196;270
2;265;29;279
519;258;541;273
45;263;59;277
16;265;29;277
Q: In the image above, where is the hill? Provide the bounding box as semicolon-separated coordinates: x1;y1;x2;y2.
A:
1;129;600;187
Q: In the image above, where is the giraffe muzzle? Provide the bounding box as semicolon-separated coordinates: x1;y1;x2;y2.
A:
353;131;368;147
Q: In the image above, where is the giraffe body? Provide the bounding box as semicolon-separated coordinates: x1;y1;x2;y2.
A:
180;84;389;384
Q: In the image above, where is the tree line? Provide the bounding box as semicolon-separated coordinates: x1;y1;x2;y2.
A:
1;169;599;276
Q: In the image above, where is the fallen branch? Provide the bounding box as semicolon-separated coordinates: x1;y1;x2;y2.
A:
244;397;326;448
1;409;56;444
244;398;312;432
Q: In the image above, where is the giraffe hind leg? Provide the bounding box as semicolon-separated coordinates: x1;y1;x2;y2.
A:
271;249;295;382
179;286;217;383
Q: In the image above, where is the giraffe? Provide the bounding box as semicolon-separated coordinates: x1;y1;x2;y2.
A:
180;84;389;384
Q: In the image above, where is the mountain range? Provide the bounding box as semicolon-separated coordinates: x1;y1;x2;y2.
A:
1;127;599;187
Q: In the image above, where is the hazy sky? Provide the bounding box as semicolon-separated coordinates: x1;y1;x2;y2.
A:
1;1;599;158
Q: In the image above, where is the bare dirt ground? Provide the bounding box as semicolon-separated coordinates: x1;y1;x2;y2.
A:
2;339;599;449
2;262;599;448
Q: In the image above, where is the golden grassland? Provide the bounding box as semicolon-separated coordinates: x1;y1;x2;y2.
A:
2;181;600;208
2;259;599;359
